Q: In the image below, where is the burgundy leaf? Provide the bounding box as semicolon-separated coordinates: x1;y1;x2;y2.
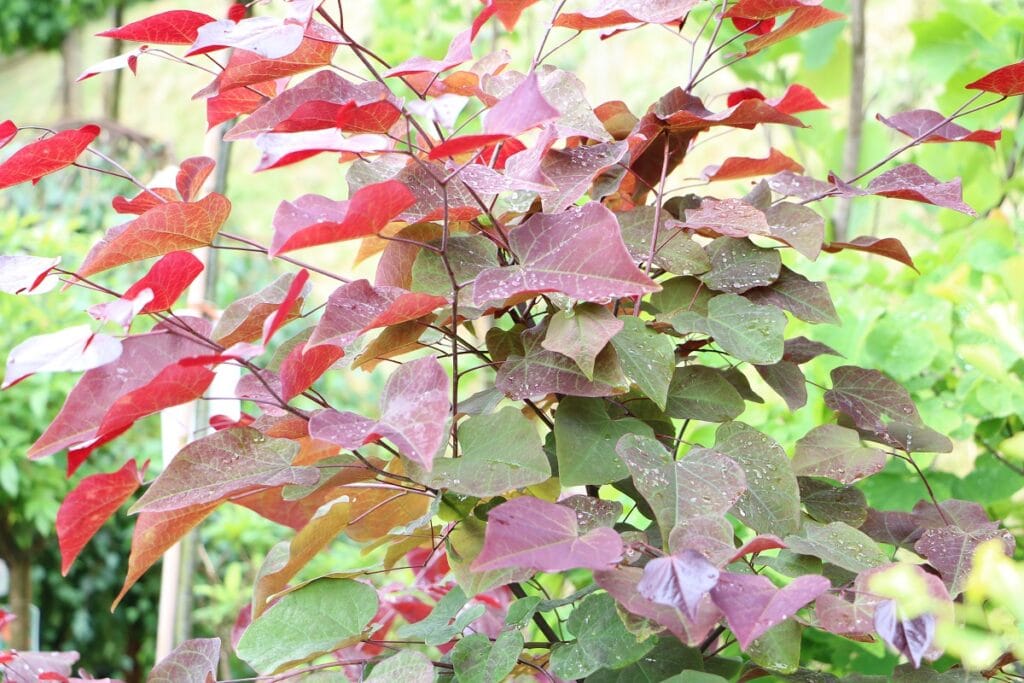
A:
768;170;835;199
3;326;122;389
755;361;807;410
97;10;215;44
473;202;659;306
874;599;935;668
130;427;317;514
57;459;144;575
865;164;975;215
471;496;623;572
121;251;204;313
188;16;304;58
309;356;450;470
914;525;1015;595
683;198;770;238
792;424;887;484
727;535;787;563
0;125;100;190
911;499;995;533
859;509;922;548
0;254;61;294
637;550;720;619
965;61;1024;97
270;181;414;255
744;266;839;324
307;279;445;350
530;141;628;213
764;201;825;260
703;148;803;182
726;84;827;115
783;336;841;364
710;571;830;648
148;637;221;683
877;110;1000;148
822;235;917;271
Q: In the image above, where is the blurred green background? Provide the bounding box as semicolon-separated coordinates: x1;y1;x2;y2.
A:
0;0;1021;680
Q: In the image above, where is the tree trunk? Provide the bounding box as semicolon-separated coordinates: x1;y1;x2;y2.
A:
833;0;867;242
4;551;32;650
60;26;84;120
103;1;127;121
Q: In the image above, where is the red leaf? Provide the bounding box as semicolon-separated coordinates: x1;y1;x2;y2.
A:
554;0;701;30
28;318;213;459
479;0;542;31
214;273;306;347
0;119;17;149
198;38;336;97
57;459;145;575
876;110;1000;148
309;356;450;470
110;187;179;215
188;16;305;59
742;5;844;56
770;84;828;114
77;193;231;278
97;10;216;45
470;496;623;571
3;326;122;389
228;3;247;22
270;180;415;255
731;16;776;34
65;424;131;477
0;254;61;294
205;51;278;129
77;46;145;81
473;202;660;306
280;343;344;401
122;251;204;313
176;156;216;202
656;89;806;132
823;235;917;270
262;269;309;345
308;279;446;350
253;130;392;171
0;125;100;190
723;0;823;20
97;362;215;436
965;61;1024;97
865;164;975;215
335;98;403;134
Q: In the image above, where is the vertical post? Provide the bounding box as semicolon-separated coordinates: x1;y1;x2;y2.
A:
833;0;867;241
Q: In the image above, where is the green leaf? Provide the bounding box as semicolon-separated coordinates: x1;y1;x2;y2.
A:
610;316;676;410
365;650;436;683
451;631;523;683
505;596;541;629
585;638;704;682
413;407;550;497
542;303;623;379
665;365;745;422
799;478;868;527
748;620;802;674
618;205;711;276
714;422;800;536
784;521;889;573
398;586;485;646
705;294;787;365
236;577;378;674
549;593;655;679
701;237;781;293
554;397;654;486
412;234;499;297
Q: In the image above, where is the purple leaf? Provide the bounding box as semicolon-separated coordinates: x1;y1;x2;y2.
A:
595;565;721;646
709;572;830;649
541;303;623;379
859;509;922;548
876;110;1000;148
487;66;610;141
744;266;839;325
535;141;629;213
913;525;1015;596
1;651;79;683
472;202;660;306
471;496;623;572
496;326;629;399
310;356;450;470
764;202;825;260
783;336;842;364
755;361;807;410
148;637;221;683
3;325;122;389
558;495;623;534
865;164;975;215
767;171;835;200
0;254;60;294
130;427;318;513
874;599;935;668
911;499;995;533
822;235;917;271
791;424;887;484
683;198;770;238
637;550;720;619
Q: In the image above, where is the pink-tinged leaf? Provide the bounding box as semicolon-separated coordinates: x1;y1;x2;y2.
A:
116;501;220;606
97;10;215;44
384;28;473;79
87;288;154;330
0;608;12;630
77;46;145;81
213;273;307;347
473;202;659;306
710;572;830;649
0;254;60;294
279;343;344;400
77;193;230;278
198;37;337;96
335;98;404;134
148;638;220;683
97;363;216;436
0;652;79;683
0;119;17;149
874;600;935;668
911;499;996;533
914;525;1015;596
596;565;721;645
792;424;886;484
262;269;309;346
655;89;806;133
0;125;100;190
309;356;450;470
965;61;1024;97
27;318;212;459
554;0;701;30
110;187;179;215
542;303;623;379
703;148;803;182
188;16;304;58
347;156;488;223
496;326;629;399
742;5;844;56
723;0;823;19
3;326;122;389
176;156;216;202
763;201;825;261
131;427;317;514
865;164;975;215
121;251;204;313
205;51;279;129
822;235;917;270
535;140;629;213
270;180;415;255
683;198;770;237
253;130;391;171
57;459;144;575
859;509;922;548
487;66;610;141
637;550;720;619
471;496;623;572
768;170;834;199
307;280;445;350
877;110;1000;148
